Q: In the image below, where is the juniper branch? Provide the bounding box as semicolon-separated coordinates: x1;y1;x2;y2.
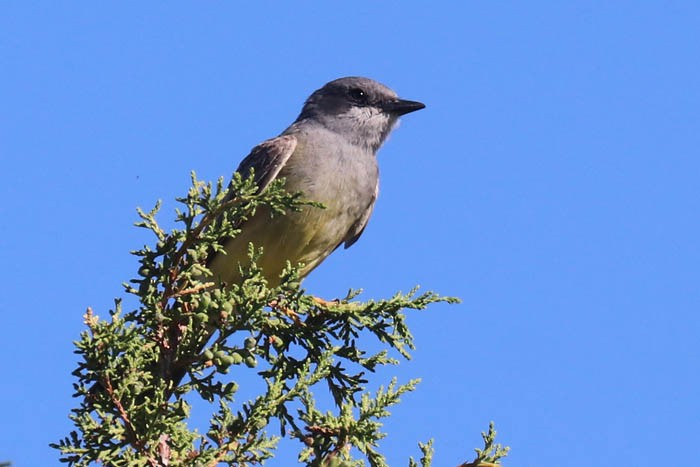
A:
52;171;507;467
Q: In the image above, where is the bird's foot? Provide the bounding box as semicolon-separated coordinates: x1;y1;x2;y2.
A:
311;296;341;308
269;299;304;326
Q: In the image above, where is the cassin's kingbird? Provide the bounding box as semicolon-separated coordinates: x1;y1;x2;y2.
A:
208;77;425;286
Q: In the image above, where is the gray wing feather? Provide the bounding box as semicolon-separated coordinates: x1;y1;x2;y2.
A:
343;179;379;249
208;135;296;267
235;135;297;193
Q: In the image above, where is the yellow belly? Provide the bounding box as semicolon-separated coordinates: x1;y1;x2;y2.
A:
208;202;348;287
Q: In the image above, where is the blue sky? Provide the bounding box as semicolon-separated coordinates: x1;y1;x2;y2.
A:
2;2;699;466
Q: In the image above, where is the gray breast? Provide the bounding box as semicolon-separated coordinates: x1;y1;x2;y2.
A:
210;125;379;286
283;126;378;216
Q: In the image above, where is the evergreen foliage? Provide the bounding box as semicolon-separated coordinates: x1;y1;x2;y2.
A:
52;172;509;466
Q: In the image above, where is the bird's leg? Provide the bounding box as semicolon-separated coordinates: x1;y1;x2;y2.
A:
311;296;341;308
267;296;340;325
268;298;304;326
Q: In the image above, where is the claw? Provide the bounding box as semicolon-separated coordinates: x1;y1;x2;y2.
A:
269;299;304;326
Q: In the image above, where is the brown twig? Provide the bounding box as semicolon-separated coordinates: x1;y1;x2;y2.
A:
103;374;159;467
158;194;247;316
172;281;216;298
153;194;249;393
206;439;240;467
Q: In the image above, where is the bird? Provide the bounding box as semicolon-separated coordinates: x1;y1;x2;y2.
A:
207;76;425;287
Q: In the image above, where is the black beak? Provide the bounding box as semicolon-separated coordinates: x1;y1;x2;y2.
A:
383;98;426;116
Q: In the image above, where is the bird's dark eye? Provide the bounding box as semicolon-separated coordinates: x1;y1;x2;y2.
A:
348;88;368;103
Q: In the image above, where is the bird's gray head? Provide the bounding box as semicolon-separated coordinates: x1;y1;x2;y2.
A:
296;77;425;152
